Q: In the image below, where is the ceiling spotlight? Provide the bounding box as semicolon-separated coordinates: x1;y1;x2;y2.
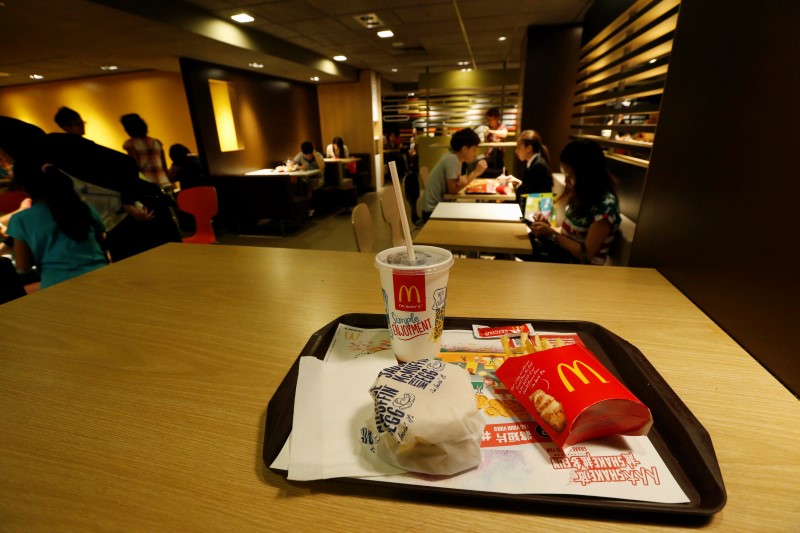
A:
648;58;658;63
391;68;398;72
460;68;472;72
231;13;254;23
100;65;118;71
408;92;415;97
377;30;394;38
498;36;507;41
249;62;264;68
457;61;469;66
333;55;347;62
29;74;44;80
310;76;320;82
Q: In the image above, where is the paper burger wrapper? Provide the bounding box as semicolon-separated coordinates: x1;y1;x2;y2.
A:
361;359;484;476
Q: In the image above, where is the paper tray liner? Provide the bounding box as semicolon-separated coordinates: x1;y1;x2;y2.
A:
263;314;726;521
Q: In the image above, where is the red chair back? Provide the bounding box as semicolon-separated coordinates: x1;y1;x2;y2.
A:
177;186;218;244
0;191;28;214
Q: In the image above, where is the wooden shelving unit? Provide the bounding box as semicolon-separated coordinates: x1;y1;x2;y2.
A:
571;0;681;168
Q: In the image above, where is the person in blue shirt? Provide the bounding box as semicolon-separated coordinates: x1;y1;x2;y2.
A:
6;160;108;289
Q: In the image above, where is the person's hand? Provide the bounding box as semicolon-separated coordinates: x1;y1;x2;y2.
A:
532;212;549;223
473;159;488;177
124;202;154;221
529;221;555;239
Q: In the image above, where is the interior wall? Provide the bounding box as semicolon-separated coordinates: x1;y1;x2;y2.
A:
630;0;800;394
518;24;583;176
180;58;322;176
317;71;374;155
0;71;197;156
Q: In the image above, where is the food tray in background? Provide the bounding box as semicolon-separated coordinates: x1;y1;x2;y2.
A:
263;314;726;522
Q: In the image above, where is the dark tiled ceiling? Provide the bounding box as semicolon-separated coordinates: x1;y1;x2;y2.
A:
0;0;592;89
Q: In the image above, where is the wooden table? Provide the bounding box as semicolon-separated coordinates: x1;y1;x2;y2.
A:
430;202;522;223
245;168;321;179
415;219;532;255
323;157;360;187
1;243;798;530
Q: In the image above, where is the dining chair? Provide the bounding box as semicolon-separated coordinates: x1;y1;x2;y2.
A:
380;184;409;248
176;186;218;244
350;202;375;253
419;166;430;188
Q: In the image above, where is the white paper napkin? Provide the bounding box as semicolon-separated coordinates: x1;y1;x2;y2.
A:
288;350;405;480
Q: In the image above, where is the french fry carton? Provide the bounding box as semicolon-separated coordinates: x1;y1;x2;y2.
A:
494;344;652;449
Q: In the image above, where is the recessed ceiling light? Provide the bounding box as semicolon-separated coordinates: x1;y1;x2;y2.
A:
100;65;118;71
408;92;415;97
391;68;398;72
377;30;394;38
310;76;320;82
460;68;472;72
29;74;44;80
457;61;470;66
249;62;263;68
231;13;254;23
648;58;657;63
392;42;405;48
498;36;507;41
333;55;347;62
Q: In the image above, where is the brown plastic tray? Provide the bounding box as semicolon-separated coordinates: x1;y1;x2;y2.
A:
263;314;726;522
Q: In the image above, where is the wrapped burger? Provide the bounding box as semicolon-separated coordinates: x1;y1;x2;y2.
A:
360;359;484;476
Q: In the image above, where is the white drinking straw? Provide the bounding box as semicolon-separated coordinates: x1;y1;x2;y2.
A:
388;161;416;263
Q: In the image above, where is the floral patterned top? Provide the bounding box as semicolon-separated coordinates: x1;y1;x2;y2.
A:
561;192;621;265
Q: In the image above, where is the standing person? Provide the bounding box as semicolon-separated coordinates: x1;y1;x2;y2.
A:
120;113;171;193
524;140;620;265
325;136;349;159
54;107;86;136
514;129;553;202
482;107;508;178
4;160;107;289
419;128;487;223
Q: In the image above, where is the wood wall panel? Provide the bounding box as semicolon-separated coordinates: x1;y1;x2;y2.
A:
317;71;374;155
630;0;800;394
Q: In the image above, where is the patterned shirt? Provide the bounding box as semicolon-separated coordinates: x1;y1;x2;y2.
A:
123;136;169;186
561;192;621;265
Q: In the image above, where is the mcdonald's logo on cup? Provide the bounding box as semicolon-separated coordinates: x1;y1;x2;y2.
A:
557;360;609;392
393;271;425;311
344;330;361;340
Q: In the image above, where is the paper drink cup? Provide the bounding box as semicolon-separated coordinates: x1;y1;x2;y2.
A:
374;246;454;362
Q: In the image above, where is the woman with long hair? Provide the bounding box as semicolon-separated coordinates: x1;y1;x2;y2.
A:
525;139;620;265
325;136;349;159
514;129;553;202
4;160;107;288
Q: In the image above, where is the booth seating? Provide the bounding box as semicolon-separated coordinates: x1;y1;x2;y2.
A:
212;174;310;235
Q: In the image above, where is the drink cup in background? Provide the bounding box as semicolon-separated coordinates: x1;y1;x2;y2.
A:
374;246;454;362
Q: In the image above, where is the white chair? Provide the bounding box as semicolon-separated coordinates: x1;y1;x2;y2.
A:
606;214;637;266
350;203;375;253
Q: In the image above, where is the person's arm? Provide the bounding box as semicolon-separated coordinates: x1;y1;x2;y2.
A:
0;198;32;236
12;237;34;273
314;151;325;170
530;218;613;262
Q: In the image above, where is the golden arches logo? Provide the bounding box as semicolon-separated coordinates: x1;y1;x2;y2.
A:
557;360;608;392
344;331;361;340
397;285;421;304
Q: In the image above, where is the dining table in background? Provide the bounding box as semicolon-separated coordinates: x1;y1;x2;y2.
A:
414;218;533;256
1;243;798;530
323;157;360;187
430;202;523;223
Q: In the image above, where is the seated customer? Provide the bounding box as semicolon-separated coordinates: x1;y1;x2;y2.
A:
168;143;207;190
419;128;487;223
293;141;325;190
514;129;553;202
5;160;107;289
524;140;620;265
325;137;349;159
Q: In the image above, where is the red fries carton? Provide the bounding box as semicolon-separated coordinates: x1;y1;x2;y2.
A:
494;344;652;449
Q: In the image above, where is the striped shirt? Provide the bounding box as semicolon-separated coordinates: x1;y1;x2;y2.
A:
123;136;169;186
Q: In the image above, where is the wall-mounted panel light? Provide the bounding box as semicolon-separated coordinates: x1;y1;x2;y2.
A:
208;79;244;152
377;30;394;38
333;55;347;61
231;13;254;23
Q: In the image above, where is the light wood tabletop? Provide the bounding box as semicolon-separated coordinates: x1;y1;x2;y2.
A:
415;218;533;255
1;243;798;531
